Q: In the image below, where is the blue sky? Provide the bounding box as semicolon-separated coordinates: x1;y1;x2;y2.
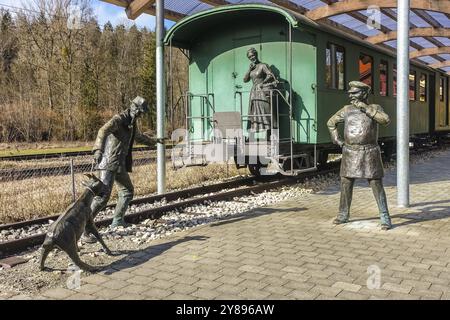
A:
0;0;175;30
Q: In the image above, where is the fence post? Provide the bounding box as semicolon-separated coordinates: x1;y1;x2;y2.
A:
70;158;76;203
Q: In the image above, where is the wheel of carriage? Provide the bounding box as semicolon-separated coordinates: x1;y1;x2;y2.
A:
381;141;395;162
248;164;263;177
247;163;278;179
317;151;329;169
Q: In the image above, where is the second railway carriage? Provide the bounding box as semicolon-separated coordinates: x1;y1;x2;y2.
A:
165;4;450;176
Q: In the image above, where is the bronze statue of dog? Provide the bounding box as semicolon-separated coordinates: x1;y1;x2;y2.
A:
40;174;112;272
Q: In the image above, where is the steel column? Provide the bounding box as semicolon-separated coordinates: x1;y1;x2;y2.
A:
397;0;410;207
156;0;166;194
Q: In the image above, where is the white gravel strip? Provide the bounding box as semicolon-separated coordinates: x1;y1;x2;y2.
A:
98;172;338;245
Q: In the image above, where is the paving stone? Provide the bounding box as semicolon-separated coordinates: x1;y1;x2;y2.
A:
42;288;75;300
166;293;197;300
113;294;145;300
94;288;122;299
381;282;413;294
332;282;362;293
192;288;220;299
216;284;246;295
66;293;97;300
238;288;271;300
288;290;319;300
83;274;110;285
101;279;129;290
142;288;174;299
123;284;149;295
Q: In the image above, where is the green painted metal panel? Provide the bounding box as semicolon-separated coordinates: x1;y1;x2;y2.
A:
291;30;317;144
187;15;302;142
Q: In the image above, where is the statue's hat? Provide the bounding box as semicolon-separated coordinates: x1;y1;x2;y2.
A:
131;96;149;113
348;81;371;93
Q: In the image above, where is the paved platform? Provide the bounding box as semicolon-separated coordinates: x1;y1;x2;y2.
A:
22;150;450;299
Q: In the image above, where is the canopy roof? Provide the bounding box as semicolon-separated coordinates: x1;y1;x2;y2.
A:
101;0;450;74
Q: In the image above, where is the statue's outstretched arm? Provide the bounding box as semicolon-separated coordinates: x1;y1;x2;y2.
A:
135;127;168;146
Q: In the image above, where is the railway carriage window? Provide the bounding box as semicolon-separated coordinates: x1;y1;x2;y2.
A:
393;65;397;97
359;54;373;88
379;60;388;96
409;71;416;101
326;43;345;90
440;77;445;102
419;73;427;102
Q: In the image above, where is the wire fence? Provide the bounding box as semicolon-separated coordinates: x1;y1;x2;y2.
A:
0;150;157;224
0;149;249;224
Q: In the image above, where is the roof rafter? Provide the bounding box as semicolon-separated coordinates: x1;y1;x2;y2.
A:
146;6;185;21
430;60;450;69
100;0;185;21
126;0;155;20
367;27;450;44
306;0;450;21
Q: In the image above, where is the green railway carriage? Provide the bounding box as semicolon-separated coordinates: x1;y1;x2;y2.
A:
165;4;450;176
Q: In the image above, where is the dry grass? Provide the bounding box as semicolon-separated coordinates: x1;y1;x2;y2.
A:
0;162;248;224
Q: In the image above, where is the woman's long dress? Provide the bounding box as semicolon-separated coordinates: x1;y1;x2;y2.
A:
247;63;276;132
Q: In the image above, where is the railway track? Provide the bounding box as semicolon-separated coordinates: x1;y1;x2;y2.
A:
0;155;171;181
0;146;157;161
0;166;340;258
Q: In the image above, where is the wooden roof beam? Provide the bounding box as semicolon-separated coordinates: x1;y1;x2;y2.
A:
101;0;129;9
126;0;155;20
100;0;185;21
306;0;450;21
430;60;450;69
410;46;450;59
146;6;185;21
367;27;450;44
268;0;307;14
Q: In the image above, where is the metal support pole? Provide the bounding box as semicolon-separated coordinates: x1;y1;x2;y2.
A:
156;0;166;194
70;158;76;203
397;0;410;207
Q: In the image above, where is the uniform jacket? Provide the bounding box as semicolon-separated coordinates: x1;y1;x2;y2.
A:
327;102;390;179
93;111;155;173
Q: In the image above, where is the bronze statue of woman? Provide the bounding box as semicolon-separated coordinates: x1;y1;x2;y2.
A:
243;47;279;132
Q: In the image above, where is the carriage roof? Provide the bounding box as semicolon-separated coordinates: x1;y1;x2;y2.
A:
164;4;439;73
